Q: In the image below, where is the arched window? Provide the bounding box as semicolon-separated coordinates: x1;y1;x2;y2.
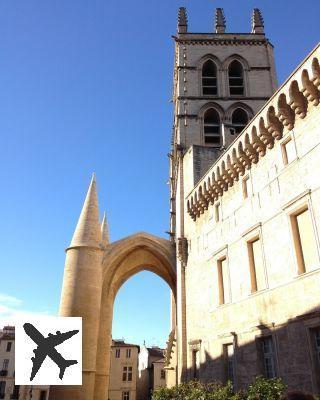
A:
204;108;221;145
202;60;217;95
228;60;244;95
231;108;249;134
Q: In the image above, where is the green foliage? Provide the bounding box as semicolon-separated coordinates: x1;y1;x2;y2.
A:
152;377;287;400
246;376;286;400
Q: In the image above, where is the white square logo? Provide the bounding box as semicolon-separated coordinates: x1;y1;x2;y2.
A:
15;317;82;385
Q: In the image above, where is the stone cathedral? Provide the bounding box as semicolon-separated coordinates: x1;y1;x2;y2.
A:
49;7;320;400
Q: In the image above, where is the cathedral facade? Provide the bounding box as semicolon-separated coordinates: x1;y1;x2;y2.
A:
50;8;320;400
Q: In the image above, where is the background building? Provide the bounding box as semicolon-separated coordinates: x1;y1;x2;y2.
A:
0;326;49;400
137;345;166;400
108;340;139;400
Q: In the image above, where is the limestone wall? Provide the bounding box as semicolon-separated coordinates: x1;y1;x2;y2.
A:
183;55;320;393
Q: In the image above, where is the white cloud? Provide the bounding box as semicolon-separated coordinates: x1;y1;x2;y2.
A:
0;293;23;306
0;292;54;328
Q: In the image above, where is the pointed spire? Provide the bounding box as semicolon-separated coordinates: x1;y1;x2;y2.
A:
215;8;226;33
177;7;188;34
101;211;110;245
69;173;102;248
251;8;264;34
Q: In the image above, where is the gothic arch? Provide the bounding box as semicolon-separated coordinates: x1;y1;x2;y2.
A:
222;54;250;71
199;104;224;146
222;55;250;96
198;55;222;97
225;102;254;123
198;101;225;119
49;177;177;400
93;232;176;400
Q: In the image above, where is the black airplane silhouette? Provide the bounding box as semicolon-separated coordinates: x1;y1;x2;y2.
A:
23;323;79;381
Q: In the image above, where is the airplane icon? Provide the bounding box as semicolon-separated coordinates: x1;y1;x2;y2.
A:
23;323;79;381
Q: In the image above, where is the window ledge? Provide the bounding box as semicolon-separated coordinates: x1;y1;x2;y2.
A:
281;156;299;171
294;267;320;280
248;288;269;298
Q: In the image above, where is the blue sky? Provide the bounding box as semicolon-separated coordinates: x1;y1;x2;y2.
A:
0;0;319;347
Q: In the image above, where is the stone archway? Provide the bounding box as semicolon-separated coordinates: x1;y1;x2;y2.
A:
48;177;176;400
94;232;176;400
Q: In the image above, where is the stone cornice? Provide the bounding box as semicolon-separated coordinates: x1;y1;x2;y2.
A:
173;35;268;46
187;43;320;221
176;96;270;101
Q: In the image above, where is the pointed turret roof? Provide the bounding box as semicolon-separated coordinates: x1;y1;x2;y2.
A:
177;7;188;34
215;8;226;33
251;8;264;34
101;211;110;245
69;174;102;248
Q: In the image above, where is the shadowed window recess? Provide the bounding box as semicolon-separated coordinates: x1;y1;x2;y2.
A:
229;60;245;95
260;336;277;379
224;343;235;385
202;60;218;95
232;108;249;134
204;108;221;146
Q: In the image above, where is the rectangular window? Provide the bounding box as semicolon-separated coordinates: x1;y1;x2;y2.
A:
261;336;277;379
39;391;47;400
122;392;130;400
192;349;200;379
126;348;131;358
0;382;6;398
217;257;231;304
115;349;120;358
242;175;252;199
224;343;235;385
122;367;127;381
2;360;8;371
247;237;266;293
161;369;166;379
282;137;296;165
6;342;12;352
215;203;221;222
122;366;132;382
291;207;318;274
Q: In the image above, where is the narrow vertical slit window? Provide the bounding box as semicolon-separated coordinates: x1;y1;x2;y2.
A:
229;60;244;95
242;175;252;199
217;257;231;304
192;349;200;379
215;203;221;222
204;108;221;146
261;336;277;378
224;343;235;385
202;60;218;95
247;237;266;292
282;137;296;165
291;206;318;274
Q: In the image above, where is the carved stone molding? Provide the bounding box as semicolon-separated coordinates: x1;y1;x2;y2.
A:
187;45;320;221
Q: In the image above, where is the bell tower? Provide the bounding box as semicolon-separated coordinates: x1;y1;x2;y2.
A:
169;6;278;238
169;7;277;382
